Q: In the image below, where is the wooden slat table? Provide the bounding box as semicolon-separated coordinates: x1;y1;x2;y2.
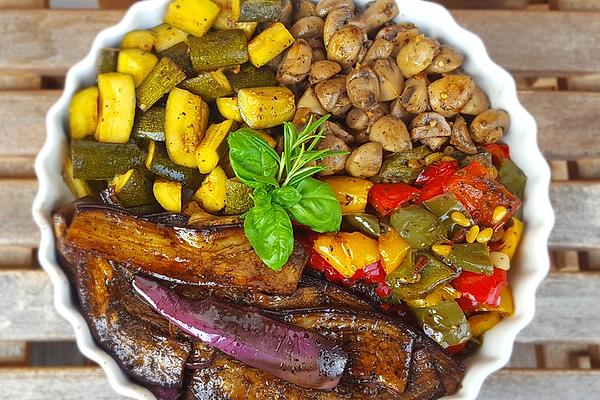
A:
1;0;599;398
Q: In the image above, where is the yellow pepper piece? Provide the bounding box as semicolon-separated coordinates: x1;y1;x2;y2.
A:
164;0;221;38
153;178;182;212
406;286;461;309
117;49;158;87
247;22;295;67
321;176;373;214
196;120;236;174
216;97;243;122
195;166;228;213
498;217;524;260
468;312;502;337
496;285;515;317
69;87;99;140
313;232;381;278
378;228;411;274
121;30;156;52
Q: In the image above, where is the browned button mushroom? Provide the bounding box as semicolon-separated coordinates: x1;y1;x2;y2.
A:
396;35;440;77
291;16;325;40
400;75;430;114
410;112;452;140
309;60;342;84
369;115;412;152
346;66;380;111
390;97;414;123
295;0;316;20
450;116;477;154
326;121;355;144
280;0;294;27
428;75;475;117
277;39;313;84
376;23;419;55
358;0;399;33
426;46;464;74
315;0;355;18
462;85;490;116
316;134;351;175
346;107;370;131
314;76;353;116
297;87;327;115
361;37;394;65
372;57;404;101
323;7;355;46
312;48;327;62
293;107;317;128
326;24;365;68
345;142;383;178
470;109;510;144
421;136;449;151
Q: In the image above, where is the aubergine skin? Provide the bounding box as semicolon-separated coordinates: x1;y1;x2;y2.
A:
64;205;307;295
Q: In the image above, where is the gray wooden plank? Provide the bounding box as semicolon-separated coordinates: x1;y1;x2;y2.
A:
0;180;38;247
0;269;598;342
559;0;600;11
0;10;599;75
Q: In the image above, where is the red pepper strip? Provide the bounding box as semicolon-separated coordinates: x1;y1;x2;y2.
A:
368;183;421;215
446;342;468;354
446;161;522;229
415;161;459;202
298;235;350;286
484;143;510;167
451;268;508;313
349;261;390;298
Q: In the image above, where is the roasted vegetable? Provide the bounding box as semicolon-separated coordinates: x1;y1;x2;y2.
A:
212;0;241;30
496;217;523;260
470;109;510;144
447;243;494;275
452;268;508;311
133;276;347;390
164;0;221;38
423;192;473;237
69;87;99;140
377;146;431;184
416;161;459;202
195;166;228;213
109;168;155;208
121;29;156;52
413;299;471;348
153;178;182;212
468;311;502;337
321;176;373;214
239;0;280;22
216;97;243;122
326;25;364;68
71;140;143;180
145;141;203;189
498;158;527;200
189;29;248;72
97;48;119;74
64;204;307;294
62;158;96;198
95;73;136;143
396;35;439;77
345;142;383;178
117;49;158;87
378;227;411;274
224;179;253;215
226;63;277;92
152;23;188;53
132;106;165;141
237;86;295;129
313;232;381;278
136;57;186;112
390;205;446;249
247;22;295;68
428;75;474;118
369;183;421;216
158;41;195;77
314;76;352;116
165;88;209;167
342;213;380;238
196;120;236;174
180;70;234;102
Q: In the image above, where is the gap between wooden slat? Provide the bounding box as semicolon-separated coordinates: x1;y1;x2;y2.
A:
0;0;46;8
0;246;34;269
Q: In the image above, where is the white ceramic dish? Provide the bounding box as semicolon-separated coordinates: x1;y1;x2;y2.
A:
33;1;554;398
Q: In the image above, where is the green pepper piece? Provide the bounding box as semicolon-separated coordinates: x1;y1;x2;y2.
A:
447;242;494;275
342;213;381;238
412;299;472;348
390;205;446;249
460;151;494;169
499;158;527;200
377;146;431;184
423;193;473;237
386;249;420;285
387;252;458;300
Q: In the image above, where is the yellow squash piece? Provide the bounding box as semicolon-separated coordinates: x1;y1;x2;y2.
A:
378;227;411;274
153;178;182;212
152;23;188;52
165;88;209;168
212;0;241;30
313;232;381;278
247;22;295;67
235;22;259;39
117;49;158;87
121;30;156;52
256;130;277;148
62;158;93;198
196;120;236;174
216;97;243;122
237;86;295;129
95;73;136;143
498;217;523;260
69;87;99;140
468;312;502;337
195;166;228;213
321;176;374;214
164;0;221;38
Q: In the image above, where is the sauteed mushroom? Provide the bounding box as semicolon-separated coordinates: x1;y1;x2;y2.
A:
409;112;452;141
309;60;342;84
450;116;477;154
426;46;464;74
277;39;313;84
428;75;475;117
291;16;325;39
314;76;352;115
345;141;383;177
297;87;327;115
462;84;490;115
396;35;440;77
369;115;412;152
470;109;510;144
400;75;430;114
326;24;365;67
323;7;355;46
315;0;355;18
372;57;404;101
346;66;380;111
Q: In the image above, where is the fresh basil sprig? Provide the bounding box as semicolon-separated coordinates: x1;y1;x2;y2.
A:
227;115;346;271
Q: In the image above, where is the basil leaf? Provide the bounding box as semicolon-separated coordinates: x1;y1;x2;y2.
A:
287;177;342;233
228;129;279;188
243;202;294;271
272;186;301;208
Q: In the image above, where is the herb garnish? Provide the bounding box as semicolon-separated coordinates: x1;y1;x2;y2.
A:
227;115;346;270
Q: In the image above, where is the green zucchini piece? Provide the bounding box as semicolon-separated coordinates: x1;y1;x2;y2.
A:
97;48;119;74
158;41;195;78
136;57;186;111
145;141;203;189
223;179;254;215
127;203;164;215
110;168;155;207
189;30;248;73
239;0;280;22
71;140;143;180
226;63;277;92
132;106;165;141
179;71;234;102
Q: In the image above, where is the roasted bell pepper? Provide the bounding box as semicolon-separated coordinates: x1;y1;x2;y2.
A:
378;227;411;274
423;192;473;238
484;143;510;166
468;311;502;337
368;183;421;215
498;158;527;200
342;213;381;238
492;217;523;259
313;232;381;278
390;205;447;250
412;299;472;348
377;146;431;184
447;243;494;275
302;239;349;286
447;161;522;229
452;267;508;312
405;285;461;309
322;176;373;214
415;160;458;202
349;261;390;298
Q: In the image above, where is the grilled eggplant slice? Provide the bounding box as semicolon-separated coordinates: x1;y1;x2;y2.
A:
64;203;307;295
